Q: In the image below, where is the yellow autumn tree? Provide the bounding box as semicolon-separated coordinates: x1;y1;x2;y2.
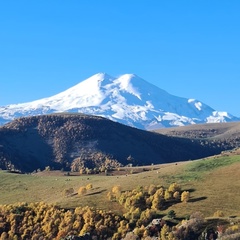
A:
164;189;172;200
168;182;181;193
86;183;93;190
148;184;157;195
181;191;190;203
160;224;171;240
111;185;122;198
173;191;180;200
78;186;87;195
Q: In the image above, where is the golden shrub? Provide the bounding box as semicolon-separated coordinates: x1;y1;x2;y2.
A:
78;186;87;195
86;183;93;190
181;191;190;203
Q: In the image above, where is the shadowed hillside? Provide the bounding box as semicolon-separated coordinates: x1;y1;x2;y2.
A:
0;114;236;172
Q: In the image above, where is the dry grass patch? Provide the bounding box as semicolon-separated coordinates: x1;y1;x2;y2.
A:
162;157;240;217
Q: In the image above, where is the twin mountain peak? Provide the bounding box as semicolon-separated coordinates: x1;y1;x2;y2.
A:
0;73;239;129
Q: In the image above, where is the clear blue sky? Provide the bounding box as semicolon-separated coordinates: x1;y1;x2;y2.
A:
0;1;239;116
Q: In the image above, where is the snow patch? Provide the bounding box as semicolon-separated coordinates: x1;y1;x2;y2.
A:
195;102;202;111
116;74;142;100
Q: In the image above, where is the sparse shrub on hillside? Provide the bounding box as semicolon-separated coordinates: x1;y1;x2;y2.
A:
168;182;181;193
107;185;123;202
63;188;74;197
181;191;190;203
86;183;93;190
164;189;172;200
111;185;122;197
151;194;165;210
213;210;224;217
107;191;114;201
78;186;87;195
155;187;165;198
173;191;180;200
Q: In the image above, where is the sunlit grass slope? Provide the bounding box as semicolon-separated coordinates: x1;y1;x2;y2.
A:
0;154;240;217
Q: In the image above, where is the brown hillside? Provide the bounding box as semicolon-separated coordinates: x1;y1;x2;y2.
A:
0;114;237;172
154;122;240;149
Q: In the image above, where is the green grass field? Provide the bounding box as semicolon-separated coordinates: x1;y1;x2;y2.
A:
1;154;240;218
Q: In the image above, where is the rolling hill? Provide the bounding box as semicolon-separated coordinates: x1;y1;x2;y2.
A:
0;114;235;173
154;121;240;149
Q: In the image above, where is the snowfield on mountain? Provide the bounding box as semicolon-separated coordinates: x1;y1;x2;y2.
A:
0;73;239;129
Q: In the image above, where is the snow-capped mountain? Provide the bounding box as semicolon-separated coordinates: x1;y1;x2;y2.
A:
0;73;239;129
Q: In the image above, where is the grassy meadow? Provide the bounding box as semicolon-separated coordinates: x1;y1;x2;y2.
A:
1;154;240;218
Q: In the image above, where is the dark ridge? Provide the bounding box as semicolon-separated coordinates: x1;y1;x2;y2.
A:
0;113;236;173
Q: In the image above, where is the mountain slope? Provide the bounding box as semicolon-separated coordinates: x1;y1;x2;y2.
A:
155;121;240;139
155;121;240;150
0;114;232;173
0;73;239;129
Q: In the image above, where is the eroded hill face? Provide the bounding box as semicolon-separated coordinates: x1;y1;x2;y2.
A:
0;114;237;173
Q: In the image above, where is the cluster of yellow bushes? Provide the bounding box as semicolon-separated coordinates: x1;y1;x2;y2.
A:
0;182;190;239
108;183;189;212
0;202;122;239
2;181;239;239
